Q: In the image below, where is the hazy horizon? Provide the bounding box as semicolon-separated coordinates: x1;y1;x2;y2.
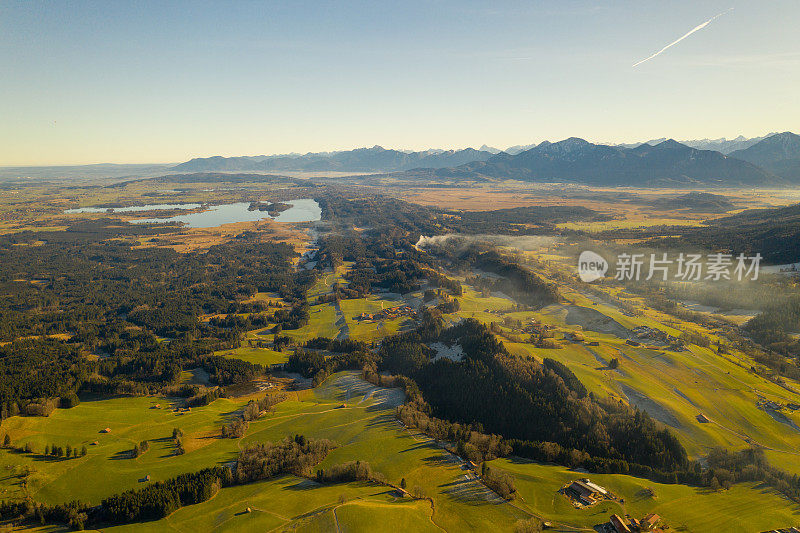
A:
0;131;789;168
2;0;799;166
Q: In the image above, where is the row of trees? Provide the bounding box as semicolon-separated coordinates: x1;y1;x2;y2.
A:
221;393;286;439
0;435;87;459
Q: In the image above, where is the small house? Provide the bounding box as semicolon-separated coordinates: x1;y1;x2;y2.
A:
641;513;660;531
610;514;631;533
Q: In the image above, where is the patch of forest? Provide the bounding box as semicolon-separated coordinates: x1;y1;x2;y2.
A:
0;226;314;412
378;315;690;475
316;192;607;237
589;201;800;265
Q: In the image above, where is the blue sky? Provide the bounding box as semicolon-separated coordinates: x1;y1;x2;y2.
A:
2;1;799;165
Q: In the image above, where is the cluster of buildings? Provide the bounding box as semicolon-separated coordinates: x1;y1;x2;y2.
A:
522;319;556;335
563;479;662;532
356;305;415;322
759;398;784;411
757;398;800;416
631;325;675;343
564;478;611;507
610;513;661;532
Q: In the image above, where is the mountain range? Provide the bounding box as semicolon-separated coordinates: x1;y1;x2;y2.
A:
169;132;800;187
172;146;496;173
428;137;784;187
7;133;797;187
614;134;774;154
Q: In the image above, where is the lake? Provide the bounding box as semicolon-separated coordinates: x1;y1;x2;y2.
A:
65;203;202;213
129;198;322;228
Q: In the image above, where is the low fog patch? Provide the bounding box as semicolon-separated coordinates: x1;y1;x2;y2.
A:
416;233;556;252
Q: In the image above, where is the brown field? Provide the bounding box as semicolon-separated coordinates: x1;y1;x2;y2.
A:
389;183;800;234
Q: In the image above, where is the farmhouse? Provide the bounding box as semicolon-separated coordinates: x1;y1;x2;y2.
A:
357;305;415;322
566;478;608;505
610;514;631;533
641;513;661;531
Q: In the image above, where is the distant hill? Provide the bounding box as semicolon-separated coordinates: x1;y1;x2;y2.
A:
649;192;736;213
729;132;800;182
172;146;495;173
682;202;800;264
431;138;781;187
0;163;171;181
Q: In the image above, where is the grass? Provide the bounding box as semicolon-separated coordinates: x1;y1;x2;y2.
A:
339;294;415;343
217;345;289;366
0;373;528;532
453;259;800;463
5;198;800;530
0;395;252;504
492;457;800;532
102;476;436;533
2;366;799;532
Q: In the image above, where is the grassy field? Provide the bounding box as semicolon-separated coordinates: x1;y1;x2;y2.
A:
218;345;289;366
0;395;250;504
3;366;799;532
452;259;800;464
0;373;529;531
339;294;416;343
101;477;439;533
493;458;800;532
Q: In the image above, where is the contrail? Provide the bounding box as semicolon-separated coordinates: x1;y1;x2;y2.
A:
633;8;733;67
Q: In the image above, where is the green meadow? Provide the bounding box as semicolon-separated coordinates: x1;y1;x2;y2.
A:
492;458;800;532
453;262;800;465
3;366;798;532
102;477;439;533
0;372;529;531
0;395;246;504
